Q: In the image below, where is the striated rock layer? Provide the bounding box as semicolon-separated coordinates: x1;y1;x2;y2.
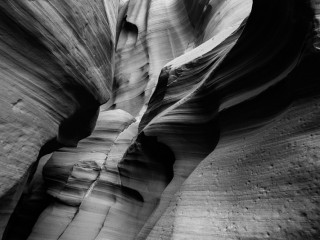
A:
144;0;320;238
0;0;118;237
1;0;320;239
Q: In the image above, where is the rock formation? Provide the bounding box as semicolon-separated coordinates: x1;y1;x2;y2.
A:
1;0;320;239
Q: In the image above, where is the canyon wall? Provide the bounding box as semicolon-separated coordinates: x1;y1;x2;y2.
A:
1;0;320;239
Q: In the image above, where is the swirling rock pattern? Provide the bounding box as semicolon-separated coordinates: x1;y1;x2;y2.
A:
1;0;320;239
0;0;117;237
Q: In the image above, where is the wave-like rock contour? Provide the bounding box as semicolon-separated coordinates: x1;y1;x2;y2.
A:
1;0;320;239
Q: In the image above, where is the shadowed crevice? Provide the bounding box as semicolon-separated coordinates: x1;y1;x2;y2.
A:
118;132;175;203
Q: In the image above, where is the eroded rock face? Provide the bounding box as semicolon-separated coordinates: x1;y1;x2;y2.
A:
0;0;118;238
1;0;320;239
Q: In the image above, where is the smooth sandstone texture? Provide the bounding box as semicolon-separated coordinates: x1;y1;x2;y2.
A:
108;0;196;116
25;1;251;239
1;0;320;240
4;1;251;239
0;0;118;238
145;0;320;238
29;109;137;240
151;94;320;240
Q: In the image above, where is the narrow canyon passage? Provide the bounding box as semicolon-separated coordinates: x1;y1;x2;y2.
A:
1;0;320;240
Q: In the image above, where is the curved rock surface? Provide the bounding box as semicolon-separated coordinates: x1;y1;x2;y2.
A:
1;0;320;239
0;0;118;237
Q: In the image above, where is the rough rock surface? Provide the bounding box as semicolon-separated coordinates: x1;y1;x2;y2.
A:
1;0;320;239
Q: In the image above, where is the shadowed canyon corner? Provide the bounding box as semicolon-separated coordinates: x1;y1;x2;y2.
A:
0;0;320;239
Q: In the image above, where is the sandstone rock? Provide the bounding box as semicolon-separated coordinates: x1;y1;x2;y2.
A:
0;0;118;237
1;0;320;239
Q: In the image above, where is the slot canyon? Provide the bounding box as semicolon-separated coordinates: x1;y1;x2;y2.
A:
0;0;320;239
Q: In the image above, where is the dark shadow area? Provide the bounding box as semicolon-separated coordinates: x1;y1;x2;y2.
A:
116;16;139;52
57;83;100;147
219;51;320;135
118;132;175;199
